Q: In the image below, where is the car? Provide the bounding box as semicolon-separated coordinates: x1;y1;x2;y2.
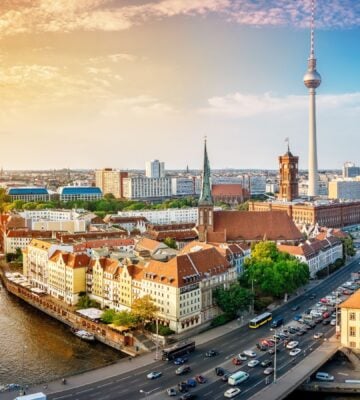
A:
286;341;299;349
238;353;248;360
167;388;177;396
174;357;188;365
308;321;316;329
205;349;218;357
186;378;197;388
322;312;330;319
314;317;323;324
273;334;281;342
248;359;260;368
330;319;336;326
243;349;257;358
291;305;300;311
289;348;302;357
178;382;188;393
296;330;305;336
293;314;302;321
261;359;272;368
320;298;329;304
221;373;231;382
232;357;242;365
256;343;268;351
215;367;225;376
147;371;162;379
322;319;331;325
195;375;207;384
224;388;241;398
264;367;274;375
279;332;289;339
262;339;274;347
288;327;297;335
309;294;316;300
315;372;335;382
176;365;191;375
180;394;197;400
313;332;324;339
268;347;280;355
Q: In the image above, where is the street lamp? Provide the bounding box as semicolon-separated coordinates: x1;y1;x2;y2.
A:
251;278;256;315
273;328;277;384
139;388;158;399
154;317;159;360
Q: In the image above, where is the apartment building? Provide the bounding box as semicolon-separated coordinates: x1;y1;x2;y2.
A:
95;168;128;198
340;289;360;350
117;208;200;224
122;177;171;200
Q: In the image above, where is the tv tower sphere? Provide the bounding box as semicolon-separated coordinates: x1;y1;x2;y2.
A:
303;68;321;89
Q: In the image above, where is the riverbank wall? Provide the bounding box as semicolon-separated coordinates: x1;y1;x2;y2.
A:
0;267;138;356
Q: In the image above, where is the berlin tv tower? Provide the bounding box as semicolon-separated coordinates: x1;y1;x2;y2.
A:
303;0;321;197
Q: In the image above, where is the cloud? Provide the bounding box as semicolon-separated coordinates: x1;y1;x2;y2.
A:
101;94;175;117
1;0;359;36
200;91;360;118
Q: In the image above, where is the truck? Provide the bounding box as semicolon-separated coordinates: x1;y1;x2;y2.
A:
14;393;47;400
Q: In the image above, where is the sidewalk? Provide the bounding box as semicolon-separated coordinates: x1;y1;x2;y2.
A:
0;272;341;400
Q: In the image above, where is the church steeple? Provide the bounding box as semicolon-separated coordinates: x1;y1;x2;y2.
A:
199;139;213;206
198;139;214;242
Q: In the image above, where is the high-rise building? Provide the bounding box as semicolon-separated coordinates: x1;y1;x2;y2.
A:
278;145;299;202
122;177;171;200
343;162;360;178
329;180;360;201
95;168;128;198
145;160;165;178
303;0;321;197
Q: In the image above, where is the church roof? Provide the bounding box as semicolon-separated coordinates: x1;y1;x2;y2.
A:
210;210;302;242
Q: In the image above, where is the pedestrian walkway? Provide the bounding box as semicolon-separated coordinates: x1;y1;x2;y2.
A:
0;277;327;400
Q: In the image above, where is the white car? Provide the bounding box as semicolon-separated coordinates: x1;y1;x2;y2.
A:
289;348;301;357
147;371;162;379
238;353;247;361
330;319;336;326
313;332;324;339
286;341;299;350
224;388;241;398
247;359;260;368
243;350;257;358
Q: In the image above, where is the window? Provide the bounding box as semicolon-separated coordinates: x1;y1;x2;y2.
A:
350;341;356;348
349;326;356;337
350;312;356;321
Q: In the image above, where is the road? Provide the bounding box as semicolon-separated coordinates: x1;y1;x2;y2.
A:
48;256;360;400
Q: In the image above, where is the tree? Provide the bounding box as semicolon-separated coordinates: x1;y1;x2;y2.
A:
236;202;249;211
243;242;310;298
214;284;252;317
131;295;159;323
101;309;117;324
163;237;177;249
342;236;355;258
76;294;99;309
113;310;139;328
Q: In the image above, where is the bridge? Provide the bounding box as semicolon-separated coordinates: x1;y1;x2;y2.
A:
249;338;339;400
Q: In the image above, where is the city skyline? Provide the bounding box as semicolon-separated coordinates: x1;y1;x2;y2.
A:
0;1;360;170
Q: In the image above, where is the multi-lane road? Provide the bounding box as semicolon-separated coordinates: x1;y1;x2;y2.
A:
49;256;360;400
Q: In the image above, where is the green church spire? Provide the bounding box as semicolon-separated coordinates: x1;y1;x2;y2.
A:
199;139;213;206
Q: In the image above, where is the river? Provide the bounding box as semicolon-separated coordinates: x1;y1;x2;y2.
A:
0;279;124;387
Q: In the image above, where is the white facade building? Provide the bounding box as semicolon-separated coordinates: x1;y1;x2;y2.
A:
117;208;199;224
122;177;171;200
171;177;199;196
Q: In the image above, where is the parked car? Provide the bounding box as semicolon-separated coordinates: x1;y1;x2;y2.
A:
167;388;177;396
248;359;260;368
176;366;191;375
330;319;336;326
238;353;248;360
243;350;257;358
314;332;324;339
205;349;218;357
268;347;280;355
224;388;241;398
293;314;302;321
256;343;268;351
195;375;207;384
178;382;188;393
322;319;331;325
147;371;162;380
289;348;302;357
322;312;330;319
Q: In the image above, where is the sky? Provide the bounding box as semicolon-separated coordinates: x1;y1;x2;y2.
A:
0;0;360;171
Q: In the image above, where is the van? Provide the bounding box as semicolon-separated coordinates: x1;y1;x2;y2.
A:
270;317;284;328
228;371;250;386
315;372;334;382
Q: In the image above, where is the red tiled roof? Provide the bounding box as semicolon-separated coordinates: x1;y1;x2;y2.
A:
340;289;360;309
49;250;90;268
212;184;244;196
212;211;302;242
136;237;163;251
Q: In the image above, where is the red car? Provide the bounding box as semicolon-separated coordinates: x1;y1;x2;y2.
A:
195;375;207;384
323;312;330;319
320;298;329;304
232;357;242;365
